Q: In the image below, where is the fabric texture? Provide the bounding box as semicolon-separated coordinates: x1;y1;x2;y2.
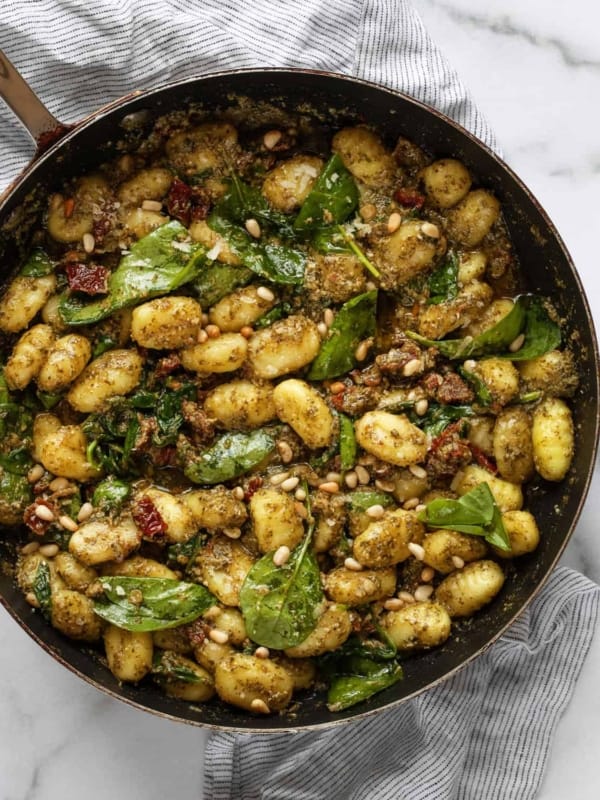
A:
0;3;597;799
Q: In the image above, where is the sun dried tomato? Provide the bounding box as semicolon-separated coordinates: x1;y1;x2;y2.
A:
393;188;425;208
166;178;193;225
66;262;109;295
132;496;167;538
23;500;55;535
243;476;263;502
155;353;182;379
469;444;498;475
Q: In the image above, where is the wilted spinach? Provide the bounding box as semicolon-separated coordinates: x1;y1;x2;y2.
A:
427;251;459;305
253;302;293;330
183;429;275;485
293;154;359;230
458;366;493;406
92;477;131;514
339;413;357;471
410;403;475;438
152;651;207;684
192;261;253;307
33;561;52;620
346;490;395;513
93;576;216;632
19;247;55;277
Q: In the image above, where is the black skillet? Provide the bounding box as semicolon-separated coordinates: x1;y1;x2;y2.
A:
0;51;598;732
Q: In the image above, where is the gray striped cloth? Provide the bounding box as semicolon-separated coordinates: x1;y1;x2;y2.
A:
0;3;598;799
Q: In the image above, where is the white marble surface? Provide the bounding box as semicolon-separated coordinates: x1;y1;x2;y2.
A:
1;0;599;797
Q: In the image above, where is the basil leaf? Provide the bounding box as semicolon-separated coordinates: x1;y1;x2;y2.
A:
240;491;323;649
427;251;459;305
20;247;55;277
192;261;253;307
327;660;403;712
418;483;510;550
339;413;357;471
92;477;131;514
60;221;206;325
152;651;206;684
93;576;216;631
184;429;275;485
346;490;395;513
294;154;359;231
308;290;378;380
499;296;561;361
33;561;52;620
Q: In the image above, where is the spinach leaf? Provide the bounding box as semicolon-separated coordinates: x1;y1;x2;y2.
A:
93;576;216;632
222;173;293;235
0;471;32;517
83;401;141;476
36;390;62;410
152;651;206;684
333;225;381;279
327;660;404;712
339;413;357;471
0;445;33;475
516;390;543;404
312;227;350;255
458;366;493;406
410;403;475;438
346;490;395;513
308;290;378;380
92;477;131;514
254;302;293;330
427;251;459;305
294;154;359;231
418;482;510;550
184;429;275;485
92;334;118;359
154;382;196;446
192;261;253;307
20;247;55;277
60;221;206;325
239;489;323;649
500;296;561;361
167;533;205;574
33;561;52;620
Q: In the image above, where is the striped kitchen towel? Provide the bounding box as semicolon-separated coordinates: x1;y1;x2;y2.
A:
0;3;598;800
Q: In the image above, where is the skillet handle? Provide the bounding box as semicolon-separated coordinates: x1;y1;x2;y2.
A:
0;49;72;153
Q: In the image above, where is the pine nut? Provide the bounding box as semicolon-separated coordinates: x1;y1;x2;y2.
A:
49;477;70;492
420;222;440;238
399;591;416;604
294;487;307;501
374;479;395;493
240;326;254;339
366;504;385;519
21;541;40;555
318;481;340;494
421;566;435;582
281;476;300;492
273;545;291;566
294;501;308;519
58;515;78;532
34;505;55;522
387;212;402;233
452;555;465;570
209;628;229;644
201;313;210;326
317;322;328;337
414;584;434;602
263;130;282;149
39;543;59;557
344;557;363;572
463;359;477;371
222;527;242;539
270;471;290;486
205;324;221;338
344;471;358;489
255;646;270;659
326;472;341;484
354;339;370;362
355;465;370;485
330;381;345;394
82;233;95;253
141;199;163;211
245;218;261;238
256;286;274;302
403;497;420;509
25;592;40;608
360;203;377;221
409;464;427;480
384;598;404;611
277;441;293;464
509;333;525;353
77;502;94;522
197;329;209;343
415;504;426;512
323;308;335;327
415;399;429;416
232;486;245;501
408;542;425;561
403;358;423;377
251;698;271;714
27;464;44;483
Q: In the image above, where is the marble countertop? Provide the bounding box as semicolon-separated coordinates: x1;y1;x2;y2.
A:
1;0;599;797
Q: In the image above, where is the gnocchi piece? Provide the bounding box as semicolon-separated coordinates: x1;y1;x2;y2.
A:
284;603;352;658
324;566;397;606
4;324;56;390
37;333;92;392
159;655;215;702
67;349;143;413
203;606;247;646
51;590;103;642
122;207;169;238
392;468;428;503
466;416;496;457
196;536;255;606
418;280;494;340
494;510;540;558
248;315;321;379
69;515;141;565
451;464;523;511
273;656;316;691
104;624;153;682
457;250;487;284
137;488;197;544
203;380;277;430
41;293;69;332
47;175;111;243
214;652;294;713
354;411;428;467
531;397;574;481
446;189;501;247
304;252;366;304
332;127;396;188
0;274;57;333
420;158;472;208
273;379;335;449
166;122;239;176
152;627;193;654
493;407;535;484
518;349;579;397
16;552;63;594
422;529;488;574
182;486;248;530
193;637;235;673
33;414;101;482
101;555;178;580
383;601;452;650
436;559;505;618
353;508;425;568
262;155;324;213
209;285;276;332
131;296;202;350
312;491;346;553
471;357;520;406
54;552;98;592
249;488;304;553
179;333;248;373
375;218;444;290
463;297;514;338
117;167;173;207
189;220;242;265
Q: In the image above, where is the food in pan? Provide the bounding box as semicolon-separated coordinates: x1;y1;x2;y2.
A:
0;117;576;714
